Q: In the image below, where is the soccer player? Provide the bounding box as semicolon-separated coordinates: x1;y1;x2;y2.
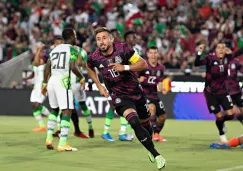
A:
101;28;132;141
124;31;141;55
71;46;94;138
210;135;243;149
24;63;50;132
139;46;167;142
226;58;243;122
34;38;91;138
194;43;243;142
43;28;84;151
87;27;166;170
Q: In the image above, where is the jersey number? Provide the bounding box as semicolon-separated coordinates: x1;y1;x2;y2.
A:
52;52;66;69
148;76;156;84
108;69;120;78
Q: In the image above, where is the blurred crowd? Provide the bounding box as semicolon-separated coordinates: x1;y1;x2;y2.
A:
0;0;243;70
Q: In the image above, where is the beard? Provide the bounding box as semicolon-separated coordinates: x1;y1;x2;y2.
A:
99;44;110;52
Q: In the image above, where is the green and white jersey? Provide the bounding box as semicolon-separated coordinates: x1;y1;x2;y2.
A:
33;65;45;90
71;46;88;84
48;44;78;89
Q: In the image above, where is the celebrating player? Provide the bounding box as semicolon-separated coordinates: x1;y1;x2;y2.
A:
43;28;84;151
194;43;243;142
139;46;167;142
24;63;50;132
87;27;166;170
101;28;132;141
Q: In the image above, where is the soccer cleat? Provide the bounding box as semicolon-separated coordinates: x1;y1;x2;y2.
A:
210;142;230;149
32;126;46;132
148;152;155;163
126;133;134;141
53;130;61;138
57;145;78;152
101;133;114;141
155;155;166;170
74;132;89;139
153;133;167;142
45;140;54;150
89;129;94;138
119;134;129;141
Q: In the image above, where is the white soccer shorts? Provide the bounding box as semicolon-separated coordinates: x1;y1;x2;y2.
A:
47;84;74;110
72;82;86;102
30;89;46;103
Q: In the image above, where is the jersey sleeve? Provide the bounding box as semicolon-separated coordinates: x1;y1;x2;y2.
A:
87;53;94;69
123;43;140;64
79;48;88;64
70;46;78;62
194;54;209;66
41;53;49;63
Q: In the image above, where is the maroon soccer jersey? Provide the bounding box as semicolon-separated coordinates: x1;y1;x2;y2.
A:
139;60;164;100
226;58;243;95
88;42;144;101
195;52;235;95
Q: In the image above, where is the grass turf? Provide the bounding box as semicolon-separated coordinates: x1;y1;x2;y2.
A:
0;116;242;171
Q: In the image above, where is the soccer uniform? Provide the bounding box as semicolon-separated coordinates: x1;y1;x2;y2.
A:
140;60;166;116
226;58;243;107
88;42;150;119
30;65;46;103
47;44;78;110
195;53;234;114
71;47;88;102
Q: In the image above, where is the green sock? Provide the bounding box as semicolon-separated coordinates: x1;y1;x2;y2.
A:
46;111;58;141
127;124;133;133
59;116;71;147
119;117;127;135
103;109;114;134
39;105;50;116
79;102;93;129
33;108;45;127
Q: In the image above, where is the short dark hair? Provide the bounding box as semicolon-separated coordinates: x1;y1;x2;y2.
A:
94;27;112;36
110;29;119;33
62;28;75;41
54;36;63;41
124;31;136;40
147;46;158;51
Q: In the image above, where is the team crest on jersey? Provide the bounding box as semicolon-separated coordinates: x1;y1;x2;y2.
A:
213;61;218;65
231;63;236;69
115;56;122;64
115;98;121;104
145;71;150;74
156;71;161;77
210;105;215;111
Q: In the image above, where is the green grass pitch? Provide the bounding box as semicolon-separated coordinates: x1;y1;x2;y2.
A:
0;116;242;171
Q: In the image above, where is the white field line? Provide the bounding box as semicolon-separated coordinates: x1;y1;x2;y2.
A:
216;165;243;171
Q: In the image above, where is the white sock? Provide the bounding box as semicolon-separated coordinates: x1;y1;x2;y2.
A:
41;106;50;116
220;135;228;142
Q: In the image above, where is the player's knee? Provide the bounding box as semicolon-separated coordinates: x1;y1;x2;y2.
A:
158;114;166;123
126;112;141;130
225;109;234;115
215;111;223;118
239;136;243;144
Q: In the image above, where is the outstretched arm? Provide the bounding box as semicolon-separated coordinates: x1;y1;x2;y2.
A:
194;44;208;66
33;44;46;66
